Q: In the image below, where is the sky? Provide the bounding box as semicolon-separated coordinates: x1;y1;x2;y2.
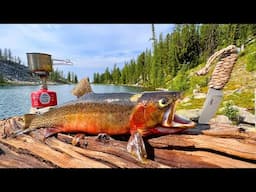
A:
0;24;174;81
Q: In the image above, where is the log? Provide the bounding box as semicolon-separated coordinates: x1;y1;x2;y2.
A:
0;117;169;168
154;149;256;168
202;123;256;140
0;135;110;168
46;136;141;168
0;142;52;168
55;133;169;168
1;116;256;168
148;134;256;161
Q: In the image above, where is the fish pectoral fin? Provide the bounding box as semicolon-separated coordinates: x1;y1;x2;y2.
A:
127;131;147;163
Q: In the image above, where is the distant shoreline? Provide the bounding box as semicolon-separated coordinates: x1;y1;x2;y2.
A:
0;80;71;86
91;83;168;91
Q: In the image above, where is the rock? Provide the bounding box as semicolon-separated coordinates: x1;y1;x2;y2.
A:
0;61;38;82
192;85;201;95
180;97;191;103
193;93;206;99
209;115;233;125
192;85;206;99
238;123;256;131
176;109;201;121
234;106;255;125
181;103;192;107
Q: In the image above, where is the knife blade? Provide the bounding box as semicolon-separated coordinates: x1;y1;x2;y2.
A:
198;88;223;124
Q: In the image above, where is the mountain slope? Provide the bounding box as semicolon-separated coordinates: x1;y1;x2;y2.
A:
0;61;37;83
176;42;256;114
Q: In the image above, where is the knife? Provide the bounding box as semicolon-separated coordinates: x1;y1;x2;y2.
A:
198;88;223;124
196;45;238;124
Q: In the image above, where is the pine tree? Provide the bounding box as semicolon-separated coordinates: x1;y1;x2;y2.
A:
112;64;121;84
3;48;8;61
150;24;157;48
67;71;71;82
144;49;152;86
104;67;111;83
136;52;145;85
93;73;97;83
157;33;165;87
121;63;128;84
71;72;75;83
235;24;252;46
95;72;100;83
248;24;256;37
0;73;5;83
169;29;180;77
200;24;219;59
74;75;78;83
8;48;12;64
95;24;255;89
17;57;21;65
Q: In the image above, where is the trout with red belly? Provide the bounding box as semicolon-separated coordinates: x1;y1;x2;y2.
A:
12;91;195;162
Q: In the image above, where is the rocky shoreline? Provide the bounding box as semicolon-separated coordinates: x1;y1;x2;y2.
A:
0;61;71;86
2;80;65;86
0;61;37;82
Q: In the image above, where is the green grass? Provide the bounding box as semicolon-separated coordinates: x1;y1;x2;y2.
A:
0;82;10;86
219;100;240;124
176;97;205;110
246;52;256;71
175;43;255;114
241;41;256;72
223;91;254;113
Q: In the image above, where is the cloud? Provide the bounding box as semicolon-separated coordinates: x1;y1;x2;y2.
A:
0;24;173;80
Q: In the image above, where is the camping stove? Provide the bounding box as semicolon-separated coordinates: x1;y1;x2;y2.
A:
27;53;57;108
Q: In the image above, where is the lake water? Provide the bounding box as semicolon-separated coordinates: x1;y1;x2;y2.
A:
0;84;149;120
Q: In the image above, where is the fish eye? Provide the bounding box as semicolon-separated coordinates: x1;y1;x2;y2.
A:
158;98;168;108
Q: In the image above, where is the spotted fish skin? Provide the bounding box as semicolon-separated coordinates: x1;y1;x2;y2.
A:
12;91;196;163
15;91;193;138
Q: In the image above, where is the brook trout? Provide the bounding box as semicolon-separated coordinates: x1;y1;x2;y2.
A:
13;91;195;162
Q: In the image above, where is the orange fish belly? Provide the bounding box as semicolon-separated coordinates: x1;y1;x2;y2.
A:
61;113;131;135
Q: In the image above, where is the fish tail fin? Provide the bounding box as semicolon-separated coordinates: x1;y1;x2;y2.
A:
9;114;38;138
10;127;35;138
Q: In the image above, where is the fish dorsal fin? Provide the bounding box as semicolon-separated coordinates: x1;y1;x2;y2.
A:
72;77;93;98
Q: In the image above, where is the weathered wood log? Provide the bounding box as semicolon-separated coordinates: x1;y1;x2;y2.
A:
0;142;53;168
46;136;141;168
1;116;256;168
55;133;169;168
148;134;256;161
203;123;256;140
0;135;110;168
0;117;169;168
154;149;256;168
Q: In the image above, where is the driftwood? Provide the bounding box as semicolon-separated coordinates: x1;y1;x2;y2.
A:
1;116;256;168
